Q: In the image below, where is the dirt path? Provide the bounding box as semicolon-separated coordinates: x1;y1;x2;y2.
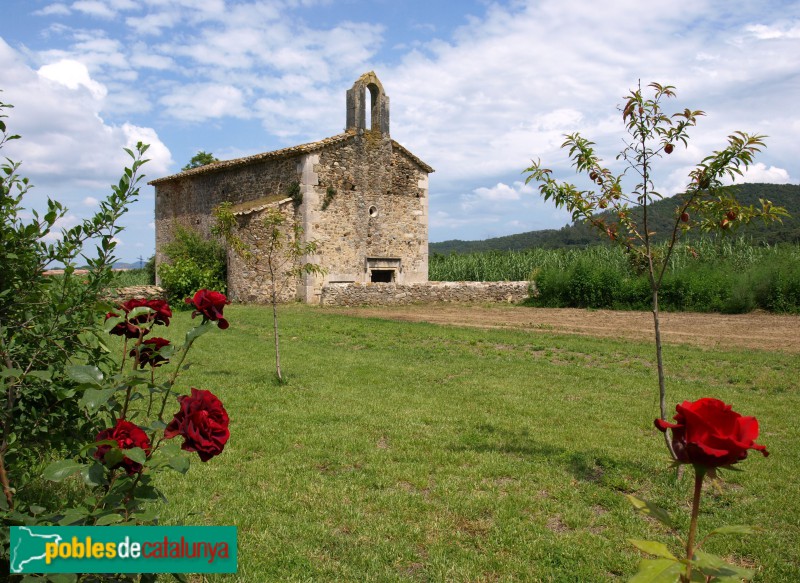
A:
326;304;800;353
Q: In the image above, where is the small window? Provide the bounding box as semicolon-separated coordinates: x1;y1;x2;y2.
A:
370;269;394;283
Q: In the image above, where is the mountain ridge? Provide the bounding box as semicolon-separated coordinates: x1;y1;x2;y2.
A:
430;183;800;255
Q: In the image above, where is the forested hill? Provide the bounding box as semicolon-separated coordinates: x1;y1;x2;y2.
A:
430;183;800;254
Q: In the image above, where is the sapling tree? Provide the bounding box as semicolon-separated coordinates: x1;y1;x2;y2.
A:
524;82;787;457
213;203;325;382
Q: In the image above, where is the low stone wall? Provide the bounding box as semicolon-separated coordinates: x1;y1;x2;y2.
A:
320;281;532;306
107;285;166;302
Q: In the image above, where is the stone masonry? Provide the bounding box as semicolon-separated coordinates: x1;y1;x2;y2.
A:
320;281;532;306
150;72;432;304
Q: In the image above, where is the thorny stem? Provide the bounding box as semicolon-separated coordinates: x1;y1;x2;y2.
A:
120;328;145;420
150;333;196;444
683;467;706;582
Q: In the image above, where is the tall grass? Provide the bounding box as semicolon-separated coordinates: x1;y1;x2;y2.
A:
109;268;152;287
430;239;800;313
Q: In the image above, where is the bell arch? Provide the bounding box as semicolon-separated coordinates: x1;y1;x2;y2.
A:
346;71;390;135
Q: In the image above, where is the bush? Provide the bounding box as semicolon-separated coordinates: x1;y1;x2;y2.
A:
440;240;799;313
158;226;226;306
145;253;156;284
0;93;150;546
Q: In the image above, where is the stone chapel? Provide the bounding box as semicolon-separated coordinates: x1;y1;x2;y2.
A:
150;72;433;303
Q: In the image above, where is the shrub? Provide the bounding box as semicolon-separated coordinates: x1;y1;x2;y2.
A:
158;226;226;306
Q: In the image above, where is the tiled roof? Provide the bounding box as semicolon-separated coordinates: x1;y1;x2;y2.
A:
148;131;434;186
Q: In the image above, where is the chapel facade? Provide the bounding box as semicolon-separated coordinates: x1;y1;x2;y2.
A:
150;72;433;303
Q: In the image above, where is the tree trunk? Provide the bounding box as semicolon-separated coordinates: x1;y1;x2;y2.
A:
651;288;677;459
271;288;282;382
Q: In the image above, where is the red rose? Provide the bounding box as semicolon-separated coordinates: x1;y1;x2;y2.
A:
105;311;141;339
164;388;230;462
655;398;768;468
94;419;152;475
106;298;172;338
130;337;171;368
185;289;230;329
122;298;172;327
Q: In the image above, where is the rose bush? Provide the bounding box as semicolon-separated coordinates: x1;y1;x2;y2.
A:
655;397;769;468
93;419;152;476
186;288;231;329
106;298;173;338
164;388;230;462
32;291;233;555
131;336;171;368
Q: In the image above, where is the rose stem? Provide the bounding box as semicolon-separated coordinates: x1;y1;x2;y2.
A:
683;466;706;582
120;328;144;419
150;332;196;444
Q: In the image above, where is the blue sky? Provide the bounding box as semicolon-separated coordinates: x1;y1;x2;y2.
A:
2;0;799;263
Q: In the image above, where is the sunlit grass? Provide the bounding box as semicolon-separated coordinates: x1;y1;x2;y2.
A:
148;304;799;581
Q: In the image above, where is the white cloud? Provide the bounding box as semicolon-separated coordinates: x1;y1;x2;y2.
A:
733;163;793;184
37;59;107;99
159;83;250;122
465;181;535;209
72;1;116;19
744;23;800;40
83;196;99;205
34;3;71;16
0;37;172;198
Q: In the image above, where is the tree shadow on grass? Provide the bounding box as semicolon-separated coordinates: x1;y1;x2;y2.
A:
449;422;652;491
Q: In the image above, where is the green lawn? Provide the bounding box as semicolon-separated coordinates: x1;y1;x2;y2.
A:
149;304;799;581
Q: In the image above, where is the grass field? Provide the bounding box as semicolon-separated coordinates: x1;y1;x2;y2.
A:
141;304;800;581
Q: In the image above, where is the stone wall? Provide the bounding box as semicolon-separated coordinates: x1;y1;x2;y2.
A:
319;281;532;306
152;133;430;304
306;133;429;299
226;199;300;303
153;155;303;277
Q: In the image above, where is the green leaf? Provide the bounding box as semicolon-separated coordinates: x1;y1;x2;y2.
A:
127;306;154;321
168;454;190;474
103;315;124;332
47;574;78;583
629;539;677;560
81;463;108;487
27;369;53;380
79;387;117;411
171;574;189;583
626;495;675;528
104;447;125;468
29;504;45;515
185;321;213;345
79;388;116;412
125;446;148;465
66;365;103;386
629;558;685;583
0;368;23;378
691;550;755;579
95;513;124;526
149;419;168;431
43;460;85;482
707;524;761;537
58;508;90;526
